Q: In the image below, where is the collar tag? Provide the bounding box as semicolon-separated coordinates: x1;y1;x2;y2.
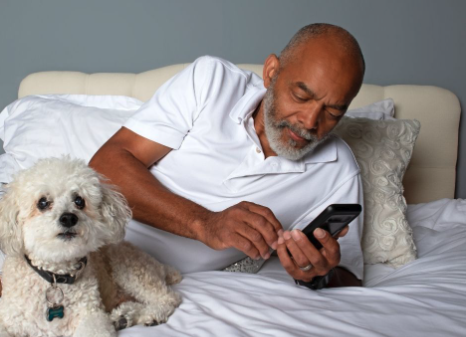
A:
46;305;64;322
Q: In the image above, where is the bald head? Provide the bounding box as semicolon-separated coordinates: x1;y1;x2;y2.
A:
279;23;365;79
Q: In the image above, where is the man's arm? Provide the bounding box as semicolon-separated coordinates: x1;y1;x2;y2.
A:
89;127;282;260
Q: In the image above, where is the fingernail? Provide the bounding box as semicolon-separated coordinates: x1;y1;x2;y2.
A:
263;252;270;260
278;237;285;245
283;231;291;240
277;229;284;238
314;228;325;238
271;241;278;250
254;255;261;260
291;230;302;241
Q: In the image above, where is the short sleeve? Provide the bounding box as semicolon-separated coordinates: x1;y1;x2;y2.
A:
124;56;213;149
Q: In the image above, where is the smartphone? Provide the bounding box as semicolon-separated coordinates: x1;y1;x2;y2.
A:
301;204;362;250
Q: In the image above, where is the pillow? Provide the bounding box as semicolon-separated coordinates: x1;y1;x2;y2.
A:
346;98;395;120
333;117;420;267
0;94;143;183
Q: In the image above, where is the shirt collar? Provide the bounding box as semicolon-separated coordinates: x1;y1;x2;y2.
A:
229;83;266;124
229;83;337;165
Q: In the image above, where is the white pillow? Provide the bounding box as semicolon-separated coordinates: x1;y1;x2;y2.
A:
333;117;420;268
0;94;143;182
346;98;395;120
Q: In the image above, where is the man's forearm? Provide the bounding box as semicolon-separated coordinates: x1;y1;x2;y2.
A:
327;266;362;287
89;145;210;242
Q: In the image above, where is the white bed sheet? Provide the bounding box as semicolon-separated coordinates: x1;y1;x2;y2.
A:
119;198;466;337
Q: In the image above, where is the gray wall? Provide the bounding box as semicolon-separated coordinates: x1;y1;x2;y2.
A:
1;0;465;197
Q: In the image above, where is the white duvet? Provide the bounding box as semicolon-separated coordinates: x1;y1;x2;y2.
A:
120;198;466;337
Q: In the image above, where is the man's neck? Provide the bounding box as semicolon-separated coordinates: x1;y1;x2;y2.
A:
252;101;276;159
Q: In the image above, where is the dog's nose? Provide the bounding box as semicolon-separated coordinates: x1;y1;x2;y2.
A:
59;213;78;228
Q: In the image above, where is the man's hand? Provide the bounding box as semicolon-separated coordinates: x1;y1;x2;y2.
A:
276;226;349;282
201;201;283;260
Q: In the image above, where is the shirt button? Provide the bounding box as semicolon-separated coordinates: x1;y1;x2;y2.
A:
256;147;261;153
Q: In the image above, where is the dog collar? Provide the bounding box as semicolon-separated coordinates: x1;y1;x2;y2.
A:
24;255;88;285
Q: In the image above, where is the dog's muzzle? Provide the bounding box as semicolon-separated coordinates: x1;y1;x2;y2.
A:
59;213;78;228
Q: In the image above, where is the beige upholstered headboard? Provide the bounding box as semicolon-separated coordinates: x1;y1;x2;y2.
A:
18;64;461;204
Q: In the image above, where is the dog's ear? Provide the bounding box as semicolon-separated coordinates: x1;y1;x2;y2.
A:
99;183;132;245
0;183;24;255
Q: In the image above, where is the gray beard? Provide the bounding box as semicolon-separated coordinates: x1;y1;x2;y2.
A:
263;79;330;161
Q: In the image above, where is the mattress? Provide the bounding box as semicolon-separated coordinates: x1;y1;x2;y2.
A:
118;198;466;337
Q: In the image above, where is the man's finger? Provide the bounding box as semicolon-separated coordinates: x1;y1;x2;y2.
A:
314;228;341;266
277;234;317;282
276;237;300;276
244;202;283;233
235;221;271;259
229;233;261;260
284;230;311;269
291;230;328;273
241;204;281;249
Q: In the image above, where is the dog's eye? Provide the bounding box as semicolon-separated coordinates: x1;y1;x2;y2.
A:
37;197;50;210
74;196;85;209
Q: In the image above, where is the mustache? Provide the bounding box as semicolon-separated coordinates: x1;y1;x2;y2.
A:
273;120;317;141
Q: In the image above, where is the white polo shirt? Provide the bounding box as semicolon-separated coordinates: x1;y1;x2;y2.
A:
123;56;364;280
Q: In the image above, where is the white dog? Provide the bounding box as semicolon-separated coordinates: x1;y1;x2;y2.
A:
0;157;182;337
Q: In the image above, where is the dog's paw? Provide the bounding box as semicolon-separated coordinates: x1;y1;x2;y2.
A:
113;316;129;331
165;266;183;285
136;302;178;326
170;292;182;308
110;302;144;331
144;320;159;327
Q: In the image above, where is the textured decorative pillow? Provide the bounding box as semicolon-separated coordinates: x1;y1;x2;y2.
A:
333;117;420;268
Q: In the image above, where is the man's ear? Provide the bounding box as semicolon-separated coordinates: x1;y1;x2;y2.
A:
262;54;280;88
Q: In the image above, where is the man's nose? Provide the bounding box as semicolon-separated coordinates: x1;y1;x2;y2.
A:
299;102;323;131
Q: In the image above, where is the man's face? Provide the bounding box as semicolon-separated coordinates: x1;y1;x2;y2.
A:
262;38;362;161
263;75;330;160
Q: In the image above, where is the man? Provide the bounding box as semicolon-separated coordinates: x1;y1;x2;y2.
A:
90;23;365;288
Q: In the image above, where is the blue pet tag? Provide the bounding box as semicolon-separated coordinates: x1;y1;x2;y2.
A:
47;305;65;322
45;282;65;322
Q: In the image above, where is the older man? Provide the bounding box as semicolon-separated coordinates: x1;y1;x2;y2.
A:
90;23;365;289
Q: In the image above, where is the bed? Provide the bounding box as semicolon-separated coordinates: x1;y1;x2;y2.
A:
0;63;465;336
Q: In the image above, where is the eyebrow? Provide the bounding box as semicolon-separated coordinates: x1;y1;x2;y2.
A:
295;82;348;112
